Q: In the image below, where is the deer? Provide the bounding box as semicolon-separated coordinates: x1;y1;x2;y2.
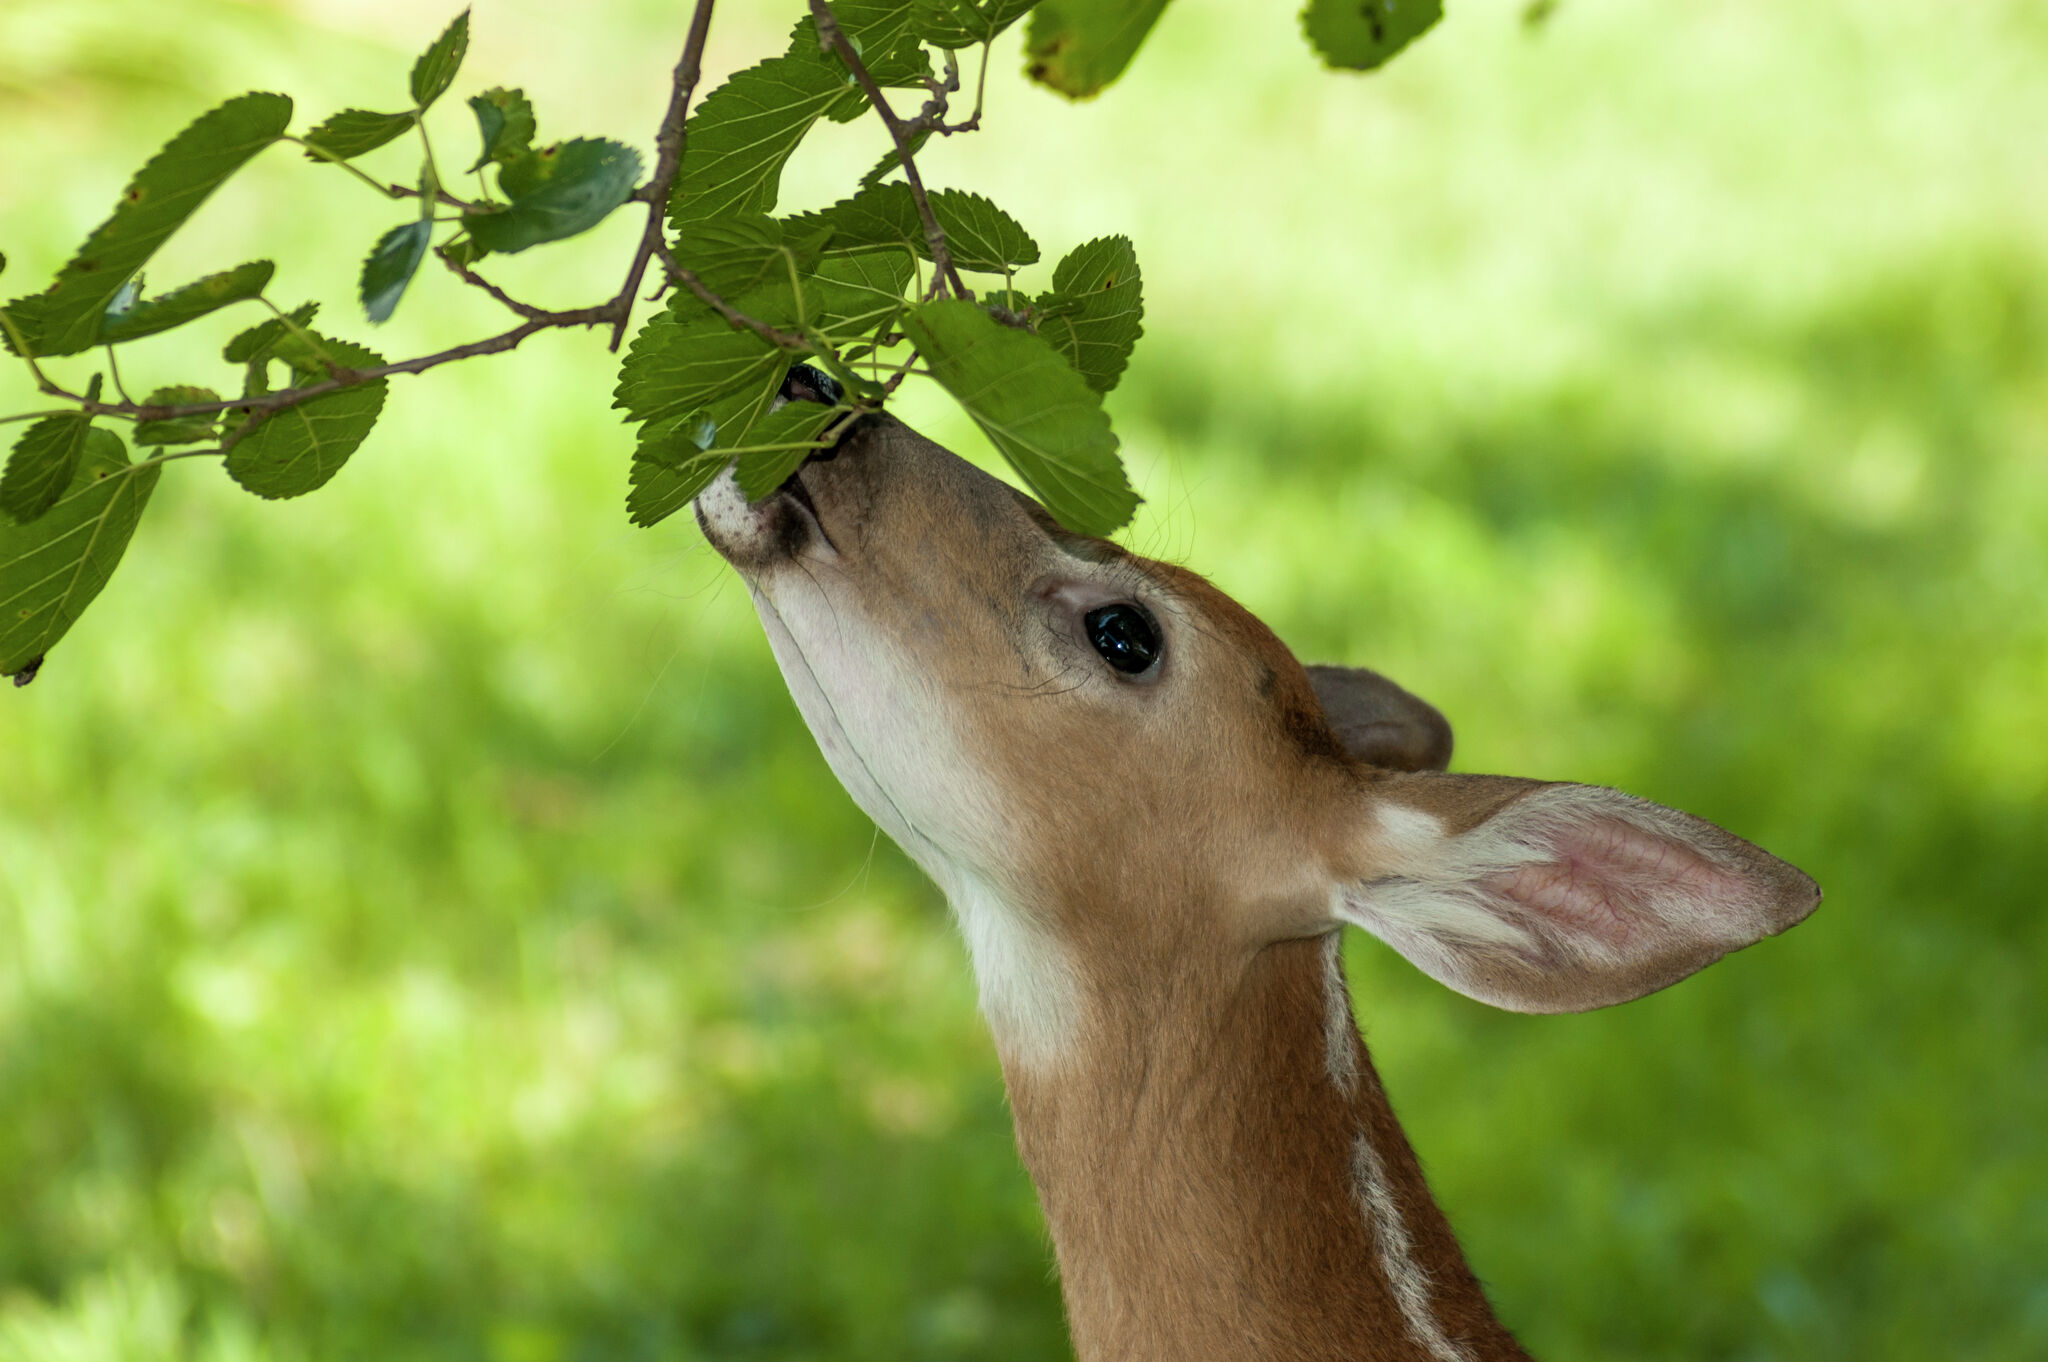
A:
692;371;1822;1361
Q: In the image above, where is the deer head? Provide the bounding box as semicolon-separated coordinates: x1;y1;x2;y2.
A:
694;391;1819;1361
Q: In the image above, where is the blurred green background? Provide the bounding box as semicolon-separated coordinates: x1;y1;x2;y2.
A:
2;0;2044;1357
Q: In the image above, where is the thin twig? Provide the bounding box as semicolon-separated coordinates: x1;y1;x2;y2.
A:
650;243;807;350
808;0;969;301
608;0;718;351
437;247;548;319
284;136;485;212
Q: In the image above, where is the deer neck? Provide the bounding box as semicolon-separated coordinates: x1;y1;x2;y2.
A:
993;930;1531;1362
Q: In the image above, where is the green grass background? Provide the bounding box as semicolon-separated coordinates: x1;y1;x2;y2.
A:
2;0;2044;1357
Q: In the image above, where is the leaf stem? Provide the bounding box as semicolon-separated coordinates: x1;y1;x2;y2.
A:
286;135;485;213
808;0;970;301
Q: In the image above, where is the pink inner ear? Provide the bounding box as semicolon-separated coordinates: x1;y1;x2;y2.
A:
1481;815;1748;947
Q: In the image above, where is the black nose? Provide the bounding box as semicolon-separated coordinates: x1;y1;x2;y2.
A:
780;362;842;407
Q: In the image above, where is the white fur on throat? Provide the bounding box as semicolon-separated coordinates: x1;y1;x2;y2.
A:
948;873;1082;1071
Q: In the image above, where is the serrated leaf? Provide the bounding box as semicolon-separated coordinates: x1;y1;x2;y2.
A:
223;302;318;364
464;138;642;254
1035;235;1144;392
1024;0;1173;97
2;414;93;524
0;92;292;358
224;336;387;498
615;305;787;431
133;386;222;446
669;53;854;227
301;108;416;160
625;374;802;529
911;0;1041;49
1301;0;1442;70
734;400;845;501
672;215;831;299
98;260;274;345
411;10;471;109
0;429;160;678
627;422;724;527
360;221;432;323
856;126;933;191
814;182;924;250
902;299;1137;535
784;12;933;114
929;190;1038;273
467;87;536;171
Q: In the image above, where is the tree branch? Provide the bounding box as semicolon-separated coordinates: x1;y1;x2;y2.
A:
608;0;718;351
649;243;807;350
807;0;970;301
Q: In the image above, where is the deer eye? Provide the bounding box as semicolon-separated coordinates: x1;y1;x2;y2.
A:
1084;604;1161;675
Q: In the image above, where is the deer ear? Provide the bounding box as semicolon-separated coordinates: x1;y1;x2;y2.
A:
1334;774;1820;1013
1306;665;1454;772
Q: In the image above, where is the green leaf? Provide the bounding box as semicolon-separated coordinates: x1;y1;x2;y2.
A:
902;299;1137;535
785;10;934;112
615;305;786;432
1024;0;1174;98
911;0;1040;48
0;429;160;679
669;53;854;227
1035;235;1144;392
627;428;722;528
929;190;1038;273
672;215;830;299
224;335;387;498
467;87;536;171
814;182;924;250
625;372;802;529
301;109;416;160
1;414;93;524
223;302;318;364
733;400;845;501
133;386;222;446
98;260;274;345
360;221;432;323
411;10;471;109
0;92;292;358
856;127;932;191
1301;0;1442;70
464;138;642;254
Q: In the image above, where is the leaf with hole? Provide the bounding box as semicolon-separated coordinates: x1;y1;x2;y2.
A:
0;429;160;679
467;87;536;171
1;414;93;524
0;91;292;357
302;109;416;161
929;190;1038;273
134;387;223;446
1301;0;1442;70
97;260;275;346
411;10;471;109
360;221;432;323
1035;235;1143;392
669;53;857;227
224;335;387;498
464;139;642;254
1025;0;1174;98
903;299;1137;535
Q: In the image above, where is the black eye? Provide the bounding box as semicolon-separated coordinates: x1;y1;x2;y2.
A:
1084;604;1161;675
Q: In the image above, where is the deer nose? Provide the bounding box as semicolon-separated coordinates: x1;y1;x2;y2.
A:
779;362;842;408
